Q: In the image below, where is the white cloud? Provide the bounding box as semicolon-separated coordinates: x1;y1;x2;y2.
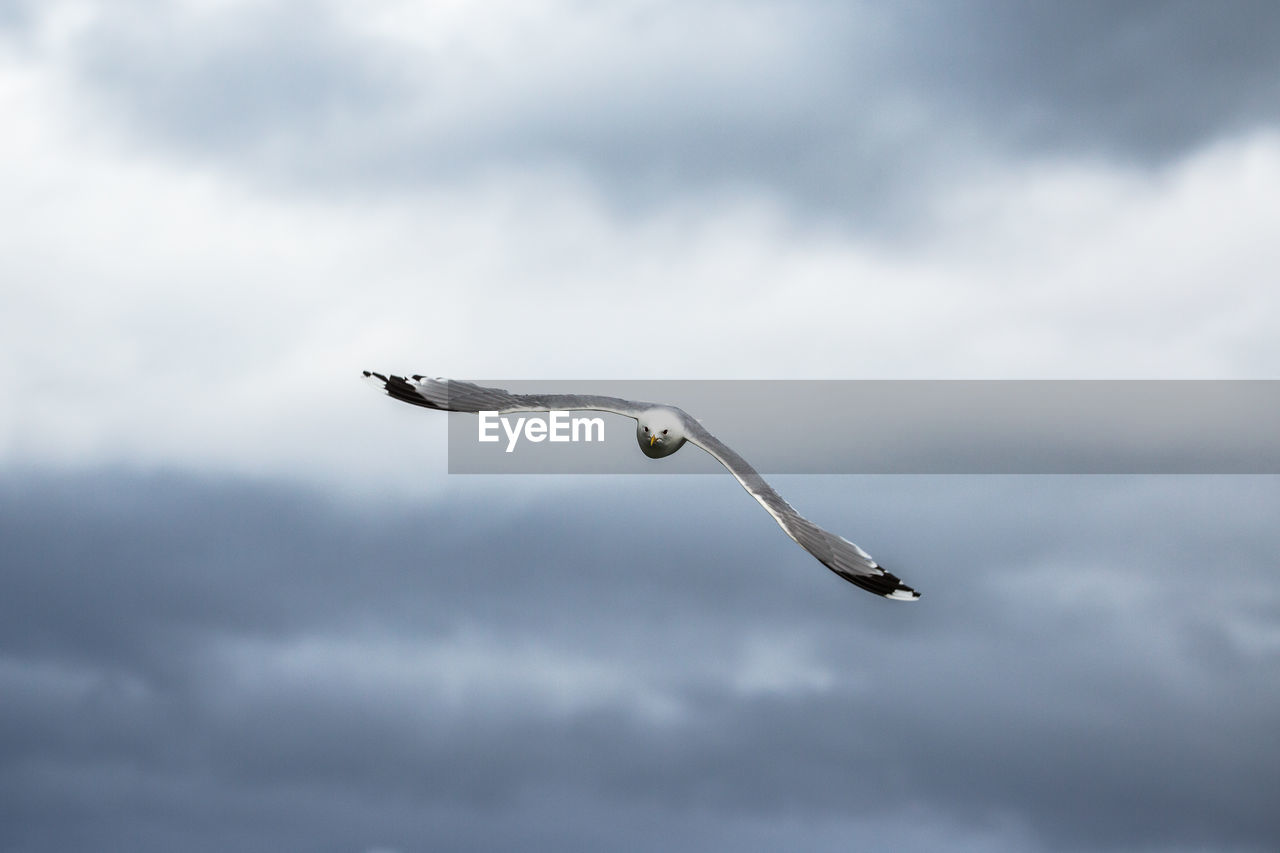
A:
3;6;1278;494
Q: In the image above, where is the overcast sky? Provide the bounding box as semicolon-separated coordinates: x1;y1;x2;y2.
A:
2;2;1278;851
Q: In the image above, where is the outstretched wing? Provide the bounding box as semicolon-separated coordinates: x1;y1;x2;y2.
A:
678;412;920;600
363;372;651;418
364;371;919;600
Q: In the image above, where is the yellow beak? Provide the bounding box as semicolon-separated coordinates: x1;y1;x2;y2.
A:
649;434;657;446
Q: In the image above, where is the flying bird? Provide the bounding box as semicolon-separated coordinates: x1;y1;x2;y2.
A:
363;372;920;600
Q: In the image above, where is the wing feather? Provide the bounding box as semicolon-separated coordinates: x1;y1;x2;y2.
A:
363;372;650;418
678;412;920;600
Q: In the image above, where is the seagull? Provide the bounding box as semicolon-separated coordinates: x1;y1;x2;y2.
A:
363;372;920;601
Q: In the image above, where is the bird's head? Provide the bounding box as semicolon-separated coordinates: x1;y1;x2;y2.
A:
636;408;687;459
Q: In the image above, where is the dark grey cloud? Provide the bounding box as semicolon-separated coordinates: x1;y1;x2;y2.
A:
74;3;404;158
3;469;1278;851
47;1;1280;223
892;1;1280;158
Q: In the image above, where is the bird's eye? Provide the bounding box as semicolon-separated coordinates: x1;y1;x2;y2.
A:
662;429;668;434
643;426;649;432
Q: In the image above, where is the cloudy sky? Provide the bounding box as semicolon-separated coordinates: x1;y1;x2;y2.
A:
2;1;1279;851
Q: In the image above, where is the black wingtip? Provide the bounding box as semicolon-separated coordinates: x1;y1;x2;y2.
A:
878;567;921;601
838;563;920;601
363;371;447;410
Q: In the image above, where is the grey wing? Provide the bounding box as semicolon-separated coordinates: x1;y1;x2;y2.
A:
678;412;920;600
362;371;651;419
